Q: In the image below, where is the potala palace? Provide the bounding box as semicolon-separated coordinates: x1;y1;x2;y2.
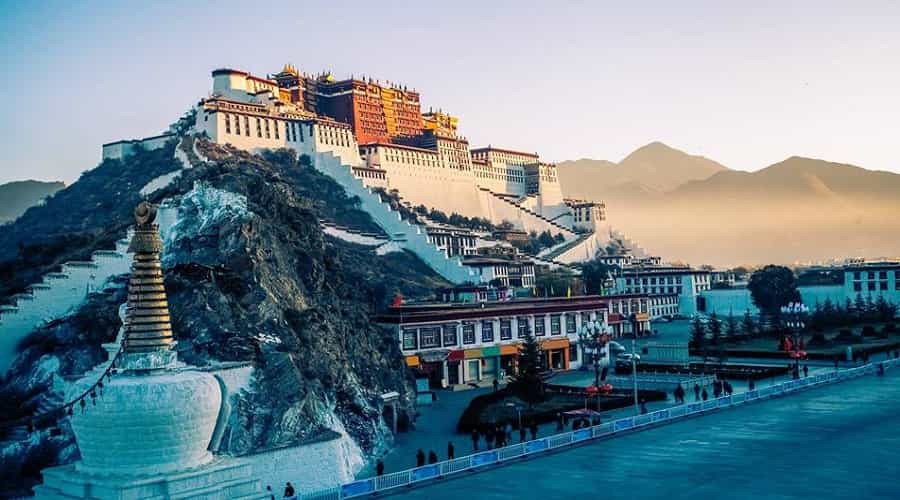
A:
105;65;619;274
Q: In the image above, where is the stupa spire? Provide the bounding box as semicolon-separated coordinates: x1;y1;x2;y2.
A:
123;202;174;353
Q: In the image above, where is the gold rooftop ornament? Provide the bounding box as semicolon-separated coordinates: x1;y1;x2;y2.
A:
123;202;174;353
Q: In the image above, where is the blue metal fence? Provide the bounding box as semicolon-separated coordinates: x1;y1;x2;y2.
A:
307;358;900;499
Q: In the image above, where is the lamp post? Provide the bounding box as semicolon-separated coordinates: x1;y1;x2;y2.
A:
578;318;611;387
781;302;809;379
629;312;641;415
505;402;522;430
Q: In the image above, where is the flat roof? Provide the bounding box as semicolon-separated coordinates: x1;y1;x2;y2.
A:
101;132;175;148
471;146;540;158
378;296;614;324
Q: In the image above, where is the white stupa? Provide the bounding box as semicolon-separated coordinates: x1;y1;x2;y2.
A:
35;202;267;499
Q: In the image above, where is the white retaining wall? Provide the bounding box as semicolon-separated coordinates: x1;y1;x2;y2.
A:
314;152;478;285
0;204;180;373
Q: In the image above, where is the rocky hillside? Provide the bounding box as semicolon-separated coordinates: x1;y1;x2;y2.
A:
0;180;65;223
0;141;449;495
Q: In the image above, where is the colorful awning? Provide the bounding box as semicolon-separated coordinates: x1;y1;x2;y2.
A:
448;350;465;361
481;345;501;357
464;349;483;359
500;344;520;356
541;338;570;350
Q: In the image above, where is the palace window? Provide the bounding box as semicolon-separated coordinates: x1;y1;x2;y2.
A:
420;327;441;349
274;121;279;140
534;315;546;336
234;115;241;135
550;315;561;335
566;314;577;334
442;325;458;347
569;344;579;362
402;329;417;350
517;317;530;337
224;114;231;134
481;321;495;343
244;116;250;136
500;319;512;340
462;323;476;344
265;120;271;139
256;118;262;138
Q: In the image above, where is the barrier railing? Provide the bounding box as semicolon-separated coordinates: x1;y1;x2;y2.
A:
311;358;900;499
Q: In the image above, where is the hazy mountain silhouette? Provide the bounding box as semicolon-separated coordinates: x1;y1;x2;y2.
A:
559;146;900;267
0;180;65;223
558;142;729;198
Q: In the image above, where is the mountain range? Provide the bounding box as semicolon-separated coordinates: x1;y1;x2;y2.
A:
0;180;65;223
558;143;900;267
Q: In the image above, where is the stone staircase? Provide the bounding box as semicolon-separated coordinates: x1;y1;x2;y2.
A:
480;187;576;238
0;232;134;371
319;219;390;247
312;152;480;285
539;231;595;261
610;228;649;258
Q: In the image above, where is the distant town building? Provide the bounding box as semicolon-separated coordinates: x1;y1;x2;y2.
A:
615;266;711;316
844;261;900;301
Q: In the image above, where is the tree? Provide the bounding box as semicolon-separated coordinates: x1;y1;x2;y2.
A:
537;230;555;248
725;314;739;341
511;330;545;405
741;310;756;338
708;312;722;345
690;316;706;351
747;265;801;315
854;293;867;321
581;258;615;295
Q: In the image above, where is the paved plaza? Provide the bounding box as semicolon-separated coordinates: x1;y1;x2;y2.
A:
395;371;900;499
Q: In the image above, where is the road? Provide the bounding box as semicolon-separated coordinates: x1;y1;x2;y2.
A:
394;371;900;499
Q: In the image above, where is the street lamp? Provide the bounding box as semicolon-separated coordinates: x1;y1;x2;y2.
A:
578;319;611;386
781;302;809;379
629;312;641;415
504;402;523;430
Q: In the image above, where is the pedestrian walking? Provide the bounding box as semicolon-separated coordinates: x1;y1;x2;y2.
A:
713;381;722;398
376;459;384;476
640;399;648;415
266;485;274;500
493;378;499;392
428;450;438;464
803;365;809;378
494;424;505;448
556;412;564;431
447;441;455;460
471;428;479;451
748;379;755;391
674;384;685;404
485;428;495;450
529;421;538;440
723;381;733;396
284;482;295;499
701;388;708;401
519;426;527;443
505;422;513;443
693;383;701;401
416;449;425;467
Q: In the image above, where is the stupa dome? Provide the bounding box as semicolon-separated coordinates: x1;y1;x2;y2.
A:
68;202;224;476
70;371;222;475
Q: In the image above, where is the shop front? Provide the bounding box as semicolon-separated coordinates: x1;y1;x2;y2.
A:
499;344;520;378
541;338;570;370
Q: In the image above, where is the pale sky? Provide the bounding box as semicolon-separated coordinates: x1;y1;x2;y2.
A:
1;0;898;185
